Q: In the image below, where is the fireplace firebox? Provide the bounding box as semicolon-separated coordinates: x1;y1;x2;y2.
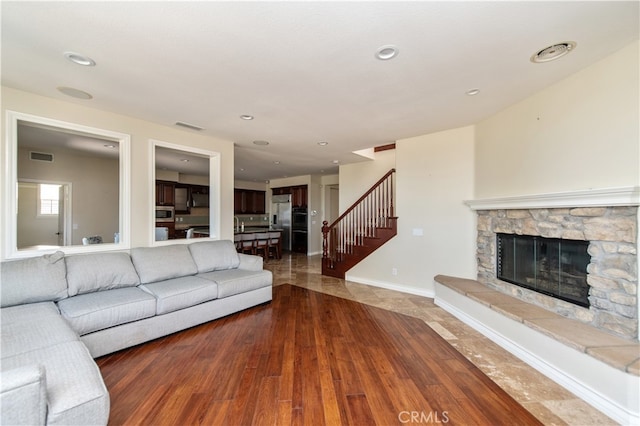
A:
496;233;590;308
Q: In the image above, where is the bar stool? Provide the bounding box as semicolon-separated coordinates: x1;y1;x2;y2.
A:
268;231;282;259
233;234;242;252
240;233;256;255
254;233;270;260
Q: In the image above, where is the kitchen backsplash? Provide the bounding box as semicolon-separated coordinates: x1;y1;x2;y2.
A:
176;207;209;227
235;214;269;227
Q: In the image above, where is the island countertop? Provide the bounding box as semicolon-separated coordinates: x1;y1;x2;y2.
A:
234;227;281;234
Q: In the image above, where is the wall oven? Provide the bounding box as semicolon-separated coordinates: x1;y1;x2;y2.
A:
292;207;307;230
155;206;175;223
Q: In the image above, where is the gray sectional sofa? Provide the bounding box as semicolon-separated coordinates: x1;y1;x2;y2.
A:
0;240;272;425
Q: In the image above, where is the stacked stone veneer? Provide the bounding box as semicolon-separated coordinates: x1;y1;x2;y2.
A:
476;206;638;341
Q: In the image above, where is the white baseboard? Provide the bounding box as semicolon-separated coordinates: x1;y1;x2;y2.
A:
434;282;640;426
345;274;434;298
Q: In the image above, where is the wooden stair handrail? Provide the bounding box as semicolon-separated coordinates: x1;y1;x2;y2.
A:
325;168;395;230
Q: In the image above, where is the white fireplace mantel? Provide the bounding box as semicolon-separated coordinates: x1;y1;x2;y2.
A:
464;186;640;211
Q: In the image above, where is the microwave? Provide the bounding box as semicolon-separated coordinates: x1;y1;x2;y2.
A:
155;206;175;222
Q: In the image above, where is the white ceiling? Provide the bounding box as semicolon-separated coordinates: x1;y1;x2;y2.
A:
2;1;638;182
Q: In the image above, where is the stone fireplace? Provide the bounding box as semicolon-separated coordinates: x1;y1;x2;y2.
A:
468;190;638;341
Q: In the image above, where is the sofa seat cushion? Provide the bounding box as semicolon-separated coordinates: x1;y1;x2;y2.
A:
66;252;140;296
1;341;109;426
1;251;67;308
139;276;218;315
0;302;79;359
198;269;272;299
0;365;47;426
130;245;198;284
57;288;156;335
188;240;240;273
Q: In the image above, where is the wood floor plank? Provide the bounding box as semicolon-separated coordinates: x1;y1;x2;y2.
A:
96;284;542;425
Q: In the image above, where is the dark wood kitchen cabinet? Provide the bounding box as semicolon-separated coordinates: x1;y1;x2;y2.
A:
155;181;175;206
234;189;266;214
271;185;307;208
291;185;307;208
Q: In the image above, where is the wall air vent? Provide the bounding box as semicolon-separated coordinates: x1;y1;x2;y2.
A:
29;151;54;162
175;121;204;131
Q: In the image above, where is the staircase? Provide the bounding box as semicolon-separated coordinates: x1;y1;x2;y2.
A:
322;169;397;279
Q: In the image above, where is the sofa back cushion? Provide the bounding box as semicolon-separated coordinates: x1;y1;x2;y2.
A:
188;240;240;273
0;251;68;307
66;252;140;296
130;244;198;284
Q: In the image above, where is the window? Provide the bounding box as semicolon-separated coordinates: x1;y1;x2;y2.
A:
38;184;61;215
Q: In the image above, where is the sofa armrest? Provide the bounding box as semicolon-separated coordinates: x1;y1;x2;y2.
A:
0;365;47;425
237;253;264;271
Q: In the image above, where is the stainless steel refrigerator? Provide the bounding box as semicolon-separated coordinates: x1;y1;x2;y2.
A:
271;194;291;251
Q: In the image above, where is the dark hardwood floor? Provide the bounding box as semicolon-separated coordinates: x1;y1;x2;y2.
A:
96;284;542;425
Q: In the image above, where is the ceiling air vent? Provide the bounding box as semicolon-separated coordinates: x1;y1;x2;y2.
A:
531;42;576;63
29;151;54;162
175;121;204;131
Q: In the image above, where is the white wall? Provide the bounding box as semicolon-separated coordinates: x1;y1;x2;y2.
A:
1;86;235;257
475;41;639;198
344;128;476;296
234;180;268;191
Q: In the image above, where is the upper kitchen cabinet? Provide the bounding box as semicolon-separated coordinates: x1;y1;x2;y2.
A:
234;189;266;214
156;181;175;206
271;185;307;208
291;185;307;208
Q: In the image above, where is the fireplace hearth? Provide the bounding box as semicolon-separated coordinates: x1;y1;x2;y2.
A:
496;233;590;308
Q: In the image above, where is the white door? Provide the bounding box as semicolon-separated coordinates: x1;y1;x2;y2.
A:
57;185;65;245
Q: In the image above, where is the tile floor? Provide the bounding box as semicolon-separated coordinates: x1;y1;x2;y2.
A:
263;253;617;425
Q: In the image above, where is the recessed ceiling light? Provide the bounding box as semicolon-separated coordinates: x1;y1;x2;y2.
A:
274;161;281;165
318;141;329;146
103;144;116;149
531;42;576;63
240;115;254;120
375;45;399;60
466;88;480;96
57;86;93;99
253;140;269;146
63;51;96;66
180;159;190;163
332;160;339;164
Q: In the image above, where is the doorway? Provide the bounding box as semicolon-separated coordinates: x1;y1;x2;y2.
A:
17;180;72;249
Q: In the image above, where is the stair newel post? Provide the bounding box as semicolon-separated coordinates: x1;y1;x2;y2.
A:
322;220;329;267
